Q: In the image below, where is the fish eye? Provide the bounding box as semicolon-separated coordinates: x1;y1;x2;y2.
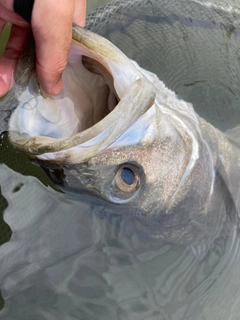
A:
121;167;135;185
113;166;139;193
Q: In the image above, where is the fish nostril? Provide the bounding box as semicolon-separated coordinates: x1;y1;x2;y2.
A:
84;177;94;186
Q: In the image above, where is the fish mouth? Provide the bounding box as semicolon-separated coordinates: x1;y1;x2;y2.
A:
8;26;155;163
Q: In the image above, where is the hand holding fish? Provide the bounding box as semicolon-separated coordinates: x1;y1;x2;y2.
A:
0;0;86;97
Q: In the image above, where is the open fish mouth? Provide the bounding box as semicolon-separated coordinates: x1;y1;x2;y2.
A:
8;25;156;163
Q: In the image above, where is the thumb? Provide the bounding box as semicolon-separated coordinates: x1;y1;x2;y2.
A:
31;0;75;95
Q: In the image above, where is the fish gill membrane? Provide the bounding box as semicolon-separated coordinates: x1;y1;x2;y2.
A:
4;25;240;245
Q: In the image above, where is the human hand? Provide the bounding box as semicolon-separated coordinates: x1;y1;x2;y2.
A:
0;0;86;97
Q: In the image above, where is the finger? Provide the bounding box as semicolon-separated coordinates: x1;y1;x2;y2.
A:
0;3;29;27
0;24;30;96
73;0;86;26
32;0;75;95
0;0;14;11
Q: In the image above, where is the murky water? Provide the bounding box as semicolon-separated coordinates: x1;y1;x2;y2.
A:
1;0;240;319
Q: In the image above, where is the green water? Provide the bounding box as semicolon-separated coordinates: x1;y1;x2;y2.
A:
0;23;11;56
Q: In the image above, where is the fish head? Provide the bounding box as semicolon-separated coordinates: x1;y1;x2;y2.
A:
62;97;216;244
9;26;218;244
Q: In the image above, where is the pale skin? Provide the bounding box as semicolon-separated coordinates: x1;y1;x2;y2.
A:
0;0;86;97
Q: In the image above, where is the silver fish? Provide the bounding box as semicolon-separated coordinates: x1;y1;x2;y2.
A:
5;24;240;245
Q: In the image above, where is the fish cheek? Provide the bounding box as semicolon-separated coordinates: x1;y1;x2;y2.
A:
89;136;189;212
135;138;192;213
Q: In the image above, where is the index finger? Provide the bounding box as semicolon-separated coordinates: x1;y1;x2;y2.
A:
0;3;29;27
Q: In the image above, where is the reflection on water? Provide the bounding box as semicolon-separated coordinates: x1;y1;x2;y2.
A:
2;0;240;319
0;132;60;191
0;190;11;246
0;23;11;56
0;291;3;312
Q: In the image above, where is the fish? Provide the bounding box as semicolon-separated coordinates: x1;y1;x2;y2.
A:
3;24;240;245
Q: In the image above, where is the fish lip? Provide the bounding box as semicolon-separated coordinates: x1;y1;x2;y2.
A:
9;78;155;163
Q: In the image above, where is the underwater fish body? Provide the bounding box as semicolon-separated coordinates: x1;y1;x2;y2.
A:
5;24;240;244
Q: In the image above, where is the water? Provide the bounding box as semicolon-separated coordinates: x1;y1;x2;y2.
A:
0;155;240;319
1;0;240;319
0;159;240;319
0;23;10;56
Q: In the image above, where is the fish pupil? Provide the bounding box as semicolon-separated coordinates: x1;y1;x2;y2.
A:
120;168;135;185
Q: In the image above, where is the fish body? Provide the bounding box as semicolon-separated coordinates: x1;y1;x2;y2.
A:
3;24;240;244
